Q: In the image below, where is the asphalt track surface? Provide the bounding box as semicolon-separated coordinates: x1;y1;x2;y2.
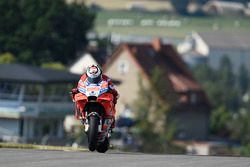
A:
0;149;250;167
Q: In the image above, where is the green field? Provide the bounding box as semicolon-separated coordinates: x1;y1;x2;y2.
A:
94;10;250;38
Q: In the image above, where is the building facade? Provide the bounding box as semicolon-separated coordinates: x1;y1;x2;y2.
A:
0;64;79;144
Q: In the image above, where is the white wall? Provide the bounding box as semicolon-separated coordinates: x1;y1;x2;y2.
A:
105;50;148;117
0;118;19;137
69;53;99;75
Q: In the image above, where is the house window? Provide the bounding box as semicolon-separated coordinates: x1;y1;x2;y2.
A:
19;119;24;137
0;82;21;100
42;123;50;136
53;120;58;137
118;60;129;75
43;84;72;102
24;84;40;102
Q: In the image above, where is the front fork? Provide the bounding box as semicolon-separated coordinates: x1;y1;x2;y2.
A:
82;113;113;141
83;112;102;133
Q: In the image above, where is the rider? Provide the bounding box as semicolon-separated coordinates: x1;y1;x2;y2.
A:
71;64;119;129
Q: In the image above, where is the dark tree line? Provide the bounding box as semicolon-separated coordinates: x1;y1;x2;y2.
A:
193;56;250;144
0;0;95;65
170;0;249;15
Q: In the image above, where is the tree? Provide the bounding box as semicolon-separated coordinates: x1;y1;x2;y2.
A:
192;56;250;142
41;62;66;70
210;105;231;137
218;56;235;89
170;0;190;15
192;59;236;137
193;63;223;107
134;67;184;153
195;0;209;5
0;0;95;65
238;63;249;97
228;89;250;154
228;109;250;144
214;56;239;112
0;52;16;64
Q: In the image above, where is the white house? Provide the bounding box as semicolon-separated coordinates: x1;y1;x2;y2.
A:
69;53;99;75
103;39;211;140
203;0;245;16
0;64;79;144
177;32;209;66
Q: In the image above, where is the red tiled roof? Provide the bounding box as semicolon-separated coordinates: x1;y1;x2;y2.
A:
169;74;200;92
104;39;202;93
125;43;202;92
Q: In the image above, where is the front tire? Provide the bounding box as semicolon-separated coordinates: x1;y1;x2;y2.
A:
88;116;99;151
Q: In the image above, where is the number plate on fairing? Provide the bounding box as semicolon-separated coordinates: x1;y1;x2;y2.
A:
79;80;109;97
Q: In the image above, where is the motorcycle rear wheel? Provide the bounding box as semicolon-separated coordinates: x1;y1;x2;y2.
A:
96;137;109;153
88;116;99;151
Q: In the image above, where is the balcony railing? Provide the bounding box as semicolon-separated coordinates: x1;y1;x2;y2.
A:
0;93;71;102
23;95;39;102
0;93;19;101
42;95;71;102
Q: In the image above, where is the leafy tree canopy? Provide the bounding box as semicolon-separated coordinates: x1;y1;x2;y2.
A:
192;56;250;141
239;63;249;96
0;52;16;64
41;62;66;70
0;0;95;65
133;67;184;153
170;0;190;15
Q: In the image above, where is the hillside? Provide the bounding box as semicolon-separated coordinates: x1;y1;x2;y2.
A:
94;10;250;38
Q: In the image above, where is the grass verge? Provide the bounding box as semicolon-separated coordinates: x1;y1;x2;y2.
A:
0;142;88;152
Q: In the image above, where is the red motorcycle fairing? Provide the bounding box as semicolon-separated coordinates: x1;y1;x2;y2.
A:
96;93;114;118
96;93;114;140
74;93;87;118
74;92;88;101
73;92;114;118
73;91;114;134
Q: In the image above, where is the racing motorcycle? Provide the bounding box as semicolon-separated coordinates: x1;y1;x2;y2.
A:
72;80;114;153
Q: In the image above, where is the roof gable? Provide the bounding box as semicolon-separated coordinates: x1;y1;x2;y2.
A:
104;40;202;92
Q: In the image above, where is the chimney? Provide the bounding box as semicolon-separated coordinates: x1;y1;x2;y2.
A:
151;38;162;52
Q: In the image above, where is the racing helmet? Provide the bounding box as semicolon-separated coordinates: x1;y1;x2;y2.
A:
86;65;102;84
